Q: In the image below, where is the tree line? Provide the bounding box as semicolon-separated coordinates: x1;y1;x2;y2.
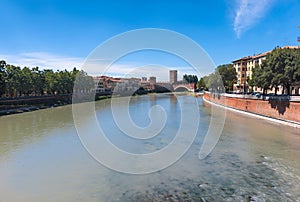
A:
198;64;237;92
248;47;300;95
0;60;94;98
183;74;198;84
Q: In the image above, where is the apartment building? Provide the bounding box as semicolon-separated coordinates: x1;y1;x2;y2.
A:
233;46;299;93
233;52;269;93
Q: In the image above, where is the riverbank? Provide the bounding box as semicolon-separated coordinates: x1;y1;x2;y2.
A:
203;92;300;128
0;91;195;117
0;94;73;116
1;93;300;201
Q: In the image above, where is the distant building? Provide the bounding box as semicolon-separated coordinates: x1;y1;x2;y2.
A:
93;76;115;93
142;77;147;82
169;70;177;84
149;76;156;85
114;78;141;92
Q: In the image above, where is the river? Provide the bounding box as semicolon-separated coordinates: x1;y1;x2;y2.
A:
0;94;300;201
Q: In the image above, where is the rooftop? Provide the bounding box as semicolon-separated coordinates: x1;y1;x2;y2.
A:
233;46;300;63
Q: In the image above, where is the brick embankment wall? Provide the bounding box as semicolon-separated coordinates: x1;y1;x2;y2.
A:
203;92;300;123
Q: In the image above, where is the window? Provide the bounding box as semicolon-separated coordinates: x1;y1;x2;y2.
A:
242;74;245;78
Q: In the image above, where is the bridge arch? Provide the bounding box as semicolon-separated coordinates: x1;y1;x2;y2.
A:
174;85;192;92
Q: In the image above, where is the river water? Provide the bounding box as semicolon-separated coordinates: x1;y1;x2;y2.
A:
0;94;300;201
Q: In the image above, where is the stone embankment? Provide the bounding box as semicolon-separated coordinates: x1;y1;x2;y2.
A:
0;94;72;116
203;92;300;126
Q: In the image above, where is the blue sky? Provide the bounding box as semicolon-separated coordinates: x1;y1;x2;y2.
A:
0;0;299;80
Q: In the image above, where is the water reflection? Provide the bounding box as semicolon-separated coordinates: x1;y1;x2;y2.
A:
0;94;299;201
0;105;74;159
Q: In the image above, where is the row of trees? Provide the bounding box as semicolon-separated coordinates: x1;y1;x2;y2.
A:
183;74;198;84
198;64;237;92
249;47;300;95
0;60;94;98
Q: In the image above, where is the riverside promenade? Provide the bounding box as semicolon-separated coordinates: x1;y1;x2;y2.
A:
203;92;300;127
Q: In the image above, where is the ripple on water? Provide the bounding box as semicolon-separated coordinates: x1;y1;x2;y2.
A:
113;154;300;201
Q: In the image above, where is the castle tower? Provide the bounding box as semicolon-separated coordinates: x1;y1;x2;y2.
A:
169;70;177;84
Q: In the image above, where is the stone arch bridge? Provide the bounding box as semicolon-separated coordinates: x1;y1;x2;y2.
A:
172;83;196;92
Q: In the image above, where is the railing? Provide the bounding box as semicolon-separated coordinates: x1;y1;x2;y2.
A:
206;92;300;102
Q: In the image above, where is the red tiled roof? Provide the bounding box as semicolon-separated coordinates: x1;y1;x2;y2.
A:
233;46;300;63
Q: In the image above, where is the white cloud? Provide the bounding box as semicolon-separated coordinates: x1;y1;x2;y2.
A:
233;0;273;38
0;52;84;70
0;52;206;82
83;61;200;82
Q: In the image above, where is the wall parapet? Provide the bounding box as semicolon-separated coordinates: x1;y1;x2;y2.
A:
203;92;300;124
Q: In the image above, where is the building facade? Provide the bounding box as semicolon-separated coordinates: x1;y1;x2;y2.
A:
149;76;157;85
233;52;269;93
93;76;142;93
233;46;299;94
169;70;178;84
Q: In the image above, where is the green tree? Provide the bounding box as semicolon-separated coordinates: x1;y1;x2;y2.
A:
257;47;300;95
216;64;237;92
56;70;74;94
183;74;198;84
31;67;46;95
5;64;23;97
21;67;33;95
197;77;207;90
0;60;6;96
44;69;58;94
0;60;95;97
74;70;94;93
204;72;224;92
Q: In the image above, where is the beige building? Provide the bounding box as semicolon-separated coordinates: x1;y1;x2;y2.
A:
233;46;299;94
233;52;269;93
